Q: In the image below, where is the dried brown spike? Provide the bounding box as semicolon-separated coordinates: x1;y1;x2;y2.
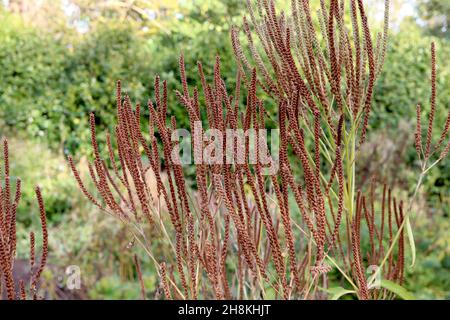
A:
30;231;35;271
31;186;48;299
179;54;189;98
358;0;376;146
435;110;450;152
397;201;405;284
116;80;122;110
327;0;343;113
0;230;15;299
3;138;11;243
134;254;146;300
67;156;102;208
3;138;9;178
89;113;101;161
425;42;436;159
440;141;450;160
19;280;27;300
160;262;172;300
352;192;369;300
415;103;422;159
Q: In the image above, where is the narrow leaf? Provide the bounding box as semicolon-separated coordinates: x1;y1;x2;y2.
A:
327;287;356;300
380;280;415;300
405;216;416;268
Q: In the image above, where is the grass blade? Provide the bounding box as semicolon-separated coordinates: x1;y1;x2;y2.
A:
380;280;415;300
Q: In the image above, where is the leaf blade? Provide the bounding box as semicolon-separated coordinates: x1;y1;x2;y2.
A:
326;287;356;300
405;216;416;268
380;280;415;300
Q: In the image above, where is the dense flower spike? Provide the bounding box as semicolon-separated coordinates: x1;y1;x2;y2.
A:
352;193;369;300
414;42;449;165
415;104;423;159
31;186;49;299
30;231;35;271
69;0;447;300
134;254;146;300
425;43;437;159
0;139;49;300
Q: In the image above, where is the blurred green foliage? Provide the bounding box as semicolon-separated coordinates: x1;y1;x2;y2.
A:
5;137;77;224
0;1;245;156
417;0;450;39
404;209;450;299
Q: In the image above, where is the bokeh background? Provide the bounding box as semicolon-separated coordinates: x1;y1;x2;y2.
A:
0;0;448;299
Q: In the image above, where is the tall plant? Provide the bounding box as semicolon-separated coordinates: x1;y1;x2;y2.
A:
69;0;449;300
0;139;49;300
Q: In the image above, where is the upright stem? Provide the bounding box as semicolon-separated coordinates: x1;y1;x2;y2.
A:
409;170;424;211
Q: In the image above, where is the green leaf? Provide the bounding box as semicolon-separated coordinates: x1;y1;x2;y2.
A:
380;280;415;300
263;287;276;300
326;287;356;300
405;216;416;268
